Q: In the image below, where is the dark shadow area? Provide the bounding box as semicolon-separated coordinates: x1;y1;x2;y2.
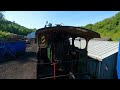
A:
0;51;37;65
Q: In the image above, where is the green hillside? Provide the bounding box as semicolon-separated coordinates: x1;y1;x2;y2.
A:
83;12;120;41
0;12;36;38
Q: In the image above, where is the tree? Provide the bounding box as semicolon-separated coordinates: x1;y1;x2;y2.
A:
0;11;5;19
83;12;120;41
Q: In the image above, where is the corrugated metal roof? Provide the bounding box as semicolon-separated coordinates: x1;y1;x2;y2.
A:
91;37;112;41
74;39;119;61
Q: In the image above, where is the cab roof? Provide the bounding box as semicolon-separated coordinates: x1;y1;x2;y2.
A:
36;26;100;40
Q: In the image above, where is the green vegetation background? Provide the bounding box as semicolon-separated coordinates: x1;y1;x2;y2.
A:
0;12;120;41
0;12;36;38
82;12;120;41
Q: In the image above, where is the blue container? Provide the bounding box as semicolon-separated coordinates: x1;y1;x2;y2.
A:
0;46;5;61
0;41;26;62
15;41;26;55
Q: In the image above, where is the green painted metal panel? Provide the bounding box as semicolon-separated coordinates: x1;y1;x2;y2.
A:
47;48;51;60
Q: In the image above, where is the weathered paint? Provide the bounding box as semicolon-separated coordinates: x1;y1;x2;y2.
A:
87;53;117;79
100;54;117;79
98;62;102;79
117;41;120;79
47;48;51;61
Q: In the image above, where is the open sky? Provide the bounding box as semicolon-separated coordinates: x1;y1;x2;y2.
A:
4;11;120;29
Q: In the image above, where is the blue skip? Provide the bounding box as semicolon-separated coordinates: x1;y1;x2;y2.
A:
117;41;120;79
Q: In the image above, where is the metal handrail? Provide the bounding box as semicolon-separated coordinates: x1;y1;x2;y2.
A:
37;59;87;65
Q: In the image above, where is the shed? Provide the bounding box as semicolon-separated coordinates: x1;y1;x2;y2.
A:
27;32;35;39
27;32;36;44
74;39;119;79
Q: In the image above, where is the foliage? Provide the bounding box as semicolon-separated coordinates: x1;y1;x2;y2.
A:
0;11;4;19
0;31;11;38
0;18;36;38
83;12;120;41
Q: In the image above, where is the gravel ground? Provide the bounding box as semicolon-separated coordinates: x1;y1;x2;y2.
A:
0;44;37;79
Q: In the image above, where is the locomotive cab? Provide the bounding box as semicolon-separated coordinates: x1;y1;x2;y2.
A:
36;26;100;79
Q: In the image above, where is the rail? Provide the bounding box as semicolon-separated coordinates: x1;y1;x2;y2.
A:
37;59;87;65
38;72;89;79
37;59;90;79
